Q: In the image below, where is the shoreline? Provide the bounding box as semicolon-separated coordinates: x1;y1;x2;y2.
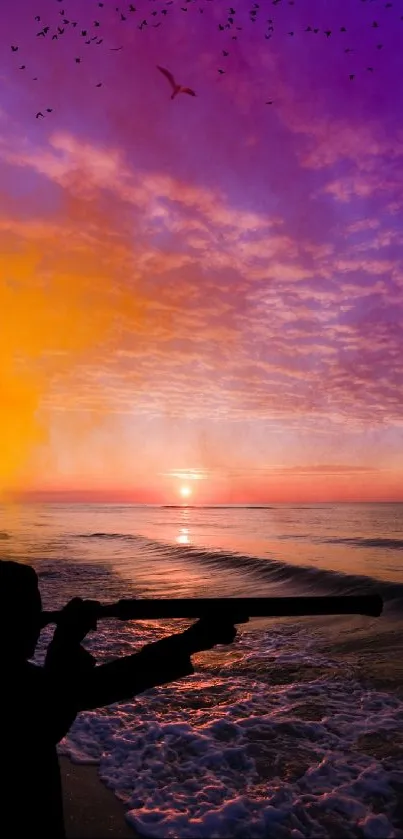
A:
60;757;139;838
59;616;403;837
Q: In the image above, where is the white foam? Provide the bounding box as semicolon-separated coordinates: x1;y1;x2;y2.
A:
54;621;403;838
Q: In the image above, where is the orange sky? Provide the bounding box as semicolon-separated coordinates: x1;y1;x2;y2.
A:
1;0;403;504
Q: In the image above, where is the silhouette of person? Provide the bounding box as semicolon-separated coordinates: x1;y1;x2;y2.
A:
0;560;240;838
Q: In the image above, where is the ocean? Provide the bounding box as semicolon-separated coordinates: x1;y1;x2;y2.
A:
1;502;403;838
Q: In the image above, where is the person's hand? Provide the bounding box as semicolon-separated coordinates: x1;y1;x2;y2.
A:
53;597;100;645
182;615;248;655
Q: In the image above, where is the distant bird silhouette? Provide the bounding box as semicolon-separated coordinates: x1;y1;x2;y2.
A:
36;112;44;118
96;82;103;87
11;45;19;52
157;65;196;99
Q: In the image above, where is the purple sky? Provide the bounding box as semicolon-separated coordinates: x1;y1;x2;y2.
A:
1;0;403;502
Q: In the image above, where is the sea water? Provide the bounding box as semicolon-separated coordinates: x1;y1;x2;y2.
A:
1;503;403;837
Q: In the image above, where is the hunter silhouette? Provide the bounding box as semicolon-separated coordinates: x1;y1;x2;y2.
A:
0;560;239;838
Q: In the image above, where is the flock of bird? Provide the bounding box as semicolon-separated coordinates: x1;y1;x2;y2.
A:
7;0;403;118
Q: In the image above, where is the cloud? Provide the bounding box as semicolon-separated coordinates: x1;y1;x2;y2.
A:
0;126;402;445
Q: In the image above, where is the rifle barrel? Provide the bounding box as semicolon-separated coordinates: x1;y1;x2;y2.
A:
41;594;383;627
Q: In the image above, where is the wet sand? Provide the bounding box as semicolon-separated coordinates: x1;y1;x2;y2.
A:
61;757;138;838
315;615;403;699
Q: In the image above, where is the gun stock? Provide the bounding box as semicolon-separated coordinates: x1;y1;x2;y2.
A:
41;594;383;627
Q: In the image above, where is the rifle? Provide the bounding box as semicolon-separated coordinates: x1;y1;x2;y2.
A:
41;594;383;627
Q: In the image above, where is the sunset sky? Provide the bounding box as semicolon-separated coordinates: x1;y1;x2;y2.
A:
1;0;403;504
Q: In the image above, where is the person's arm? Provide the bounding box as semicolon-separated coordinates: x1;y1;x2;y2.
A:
44;599;240;716
75;618;239;712
43;599;100;742
44;597;98;678
75;632;194;711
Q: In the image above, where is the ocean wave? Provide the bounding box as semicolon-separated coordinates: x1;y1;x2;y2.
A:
75;531;403;612
323;537;403;550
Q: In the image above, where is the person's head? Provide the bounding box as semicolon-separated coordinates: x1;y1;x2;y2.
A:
0;561;42;662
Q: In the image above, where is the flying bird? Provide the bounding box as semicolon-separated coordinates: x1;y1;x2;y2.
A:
157;66;196;99
36;112;44;118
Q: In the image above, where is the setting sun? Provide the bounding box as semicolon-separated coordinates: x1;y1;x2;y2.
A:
179;485;192;499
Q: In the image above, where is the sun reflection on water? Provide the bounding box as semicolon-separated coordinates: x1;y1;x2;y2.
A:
177;527;191;545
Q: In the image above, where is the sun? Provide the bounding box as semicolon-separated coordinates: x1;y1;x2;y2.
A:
179;485;192;499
